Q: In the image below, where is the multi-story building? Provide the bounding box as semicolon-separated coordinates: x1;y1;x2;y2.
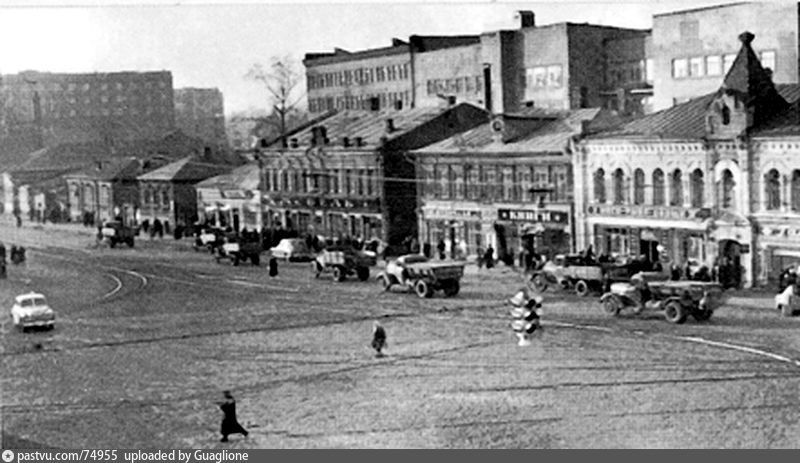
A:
650;1;800;111
575;31;800;289
174;87;227;147
304;12;650;118
196;163;262;232
257;103;488;249
414;107;619;261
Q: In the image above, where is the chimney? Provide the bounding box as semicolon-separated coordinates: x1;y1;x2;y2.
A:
386;118;396;133
490;116;505;144
518;10;535;28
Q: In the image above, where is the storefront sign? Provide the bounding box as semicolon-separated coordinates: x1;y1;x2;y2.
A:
425;208;482;220
497;208;568;224
221;189;251;199
588;205;696;220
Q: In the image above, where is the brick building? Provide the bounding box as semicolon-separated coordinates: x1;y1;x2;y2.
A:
650;2;800;111
414;108;620;261
575;32;800;288
258;103;488;250
0;70;176;147
174;87;227;147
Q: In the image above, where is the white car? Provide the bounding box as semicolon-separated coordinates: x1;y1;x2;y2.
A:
775;284;798;317
269;238;314;262
11;292;55;331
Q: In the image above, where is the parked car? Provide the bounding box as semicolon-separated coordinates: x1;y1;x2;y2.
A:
269;238;314;262
194;227;225;253
599;272;723;324
378;254;465;298
312;246;377;282
775;284;800;317
10;292;55;331
100;220;135;248
530;254;654;296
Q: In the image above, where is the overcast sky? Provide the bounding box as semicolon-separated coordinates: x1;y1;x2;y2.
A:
0;0;744;115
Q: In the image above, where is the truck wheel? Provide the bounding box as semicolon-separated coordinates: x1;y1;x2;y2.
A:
251;254;260;266
443;281;460;297
531;274;548;292
692;308;713;321
381;275;393;291
664;301;687;324
332;266;345;282
415;280;433;298
575;280;590;297
602;298;620;316
109;240;116;249
356;267;370;281
127;238;135;248
233;256;240;267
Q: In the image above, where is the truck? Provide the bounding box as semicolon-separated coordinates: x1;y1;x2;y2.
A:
530;254;651;297
215;235;262;266
100;221;135;248
312;246;377;282
378;254;465;298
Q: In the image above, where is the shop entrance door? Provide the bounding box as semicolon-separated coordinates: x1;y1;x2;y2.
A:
718;239;742;289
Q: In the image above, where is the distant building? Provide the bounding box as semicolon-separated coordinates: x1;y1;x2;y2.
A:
304;12;650;117
0;70;176;147
63;157;143;226
196;163;262;232
174;87;227;147
650;2;800;111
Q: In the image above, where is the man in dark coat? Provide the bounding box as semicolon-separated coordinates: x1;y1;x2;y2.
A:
268;257;278;277
371;322;387;357
218;391;248;442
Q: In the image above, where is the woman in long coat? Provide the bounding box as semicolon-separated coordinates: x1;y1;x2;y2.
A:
219;391;248;442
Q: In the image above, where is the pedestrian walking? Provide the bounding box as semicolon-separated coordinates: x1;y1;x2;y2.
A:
269;256;278;277
483;246;495;269
15;213;22;228
217;391;248;442
370;321;387;357
437;239;446;260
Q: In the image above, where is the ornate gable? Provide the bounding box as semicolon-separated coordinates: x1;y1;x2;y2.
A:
705;32;788;140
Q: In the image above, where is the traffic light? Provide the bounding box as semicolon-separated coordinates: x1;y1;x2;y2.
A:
508;288;542;346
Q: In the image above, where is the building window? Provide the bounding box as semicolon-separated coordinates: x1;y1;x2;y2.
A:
792;170;800;211
432;165;441;198
689;57;704;77
447;165;456;199
721;169;735;209
760;50;776;72
690;169;704;208
672;58;688;78
652;169;665;206
765;169;781;210
613;168;626;205
706;56;722;76
593;169;606;204
633;169;645;205
162;191;170;208
670;169;683;206
723;54;736;74
281;170;289;191
645;59;654;84
547;65;563;87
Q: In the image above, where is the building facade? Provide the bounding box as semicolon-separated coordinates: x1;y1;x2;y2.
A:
0;71;176;147
650;2;800;111
64;158;142;226
196;163;262;232
174;88;227;147
137;156;233;233
576;32;800;288
415;109;618;262
258;103;488;250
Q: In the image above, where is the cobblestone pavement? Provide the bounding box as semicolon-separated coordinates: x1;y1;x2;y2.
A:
2;220;800;448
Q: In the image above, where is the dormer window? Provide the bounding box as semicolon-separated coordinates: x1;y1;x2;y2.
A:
721;104;731;125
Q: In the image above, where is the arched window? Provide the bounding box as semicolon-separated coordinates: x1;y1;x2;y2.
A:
765;169;781;210
593;168;606;204
652;169;665;206
613;168;625;204
633;169;645;205
721;104;731;125
690;169;704;208
281;170;289;191
670;169;683;206
792;170;800;211
721;169;735;209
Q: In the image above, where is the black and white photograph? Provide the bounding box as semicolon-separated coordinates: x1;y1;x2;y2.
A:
2;0;800;449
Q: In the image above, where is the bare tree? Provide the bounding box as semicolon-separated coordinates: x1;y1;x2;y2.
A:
245;56;306;146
